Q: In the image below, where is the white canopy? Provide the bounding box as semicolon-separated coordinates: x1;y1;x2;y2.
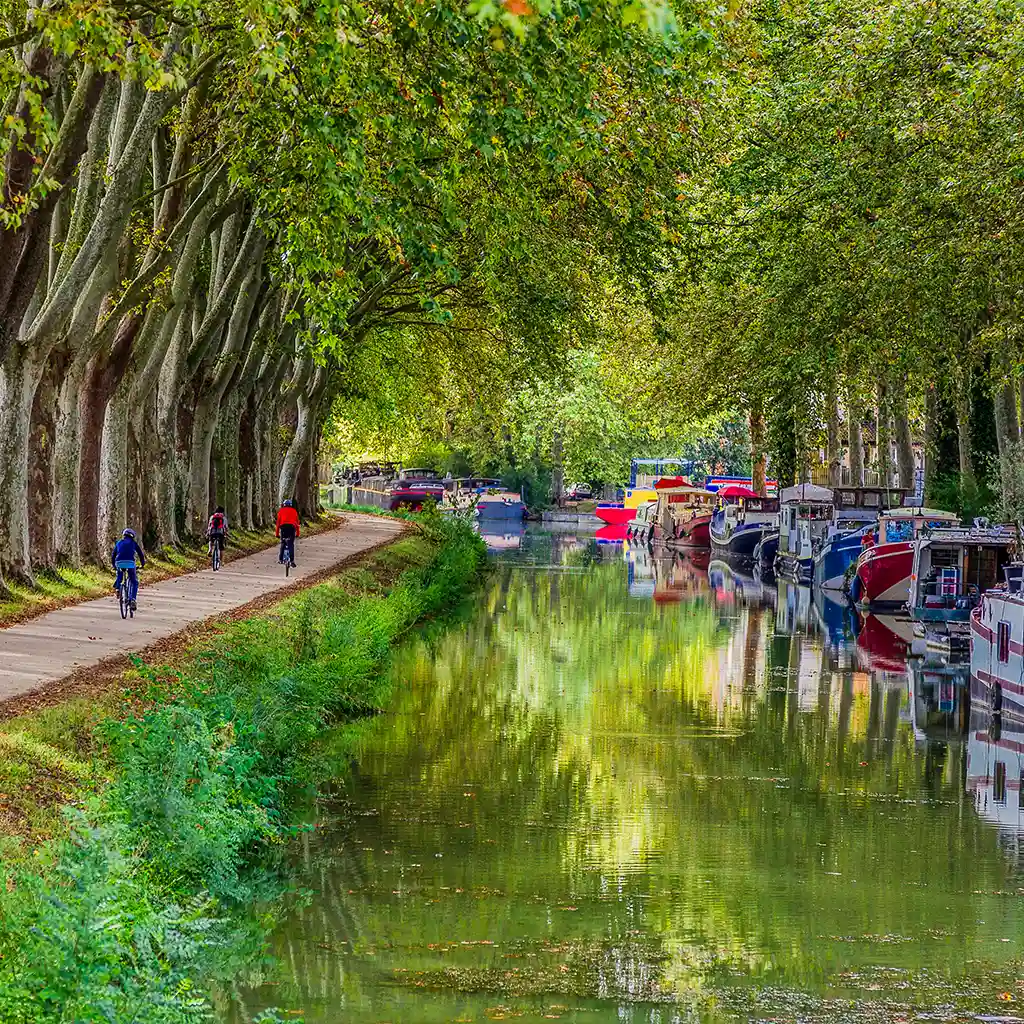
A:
781;484;834;504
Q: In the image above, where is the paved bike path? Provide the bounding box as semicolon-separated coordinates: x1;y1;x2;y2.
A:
0;513;406;703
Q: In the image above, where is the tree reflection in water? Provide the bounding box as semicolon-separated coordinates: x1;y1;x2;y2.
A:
226;531;1024;1024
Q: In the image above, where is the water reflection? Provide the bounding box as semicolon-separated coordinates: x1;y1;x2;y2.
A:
228;532;1024;1024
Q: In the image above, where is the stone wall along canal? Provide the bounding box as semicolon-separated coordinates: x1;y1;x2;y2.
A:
228;528;1024;1024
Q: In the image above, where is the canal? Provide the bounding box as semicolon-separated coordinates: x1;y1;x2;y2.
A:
230;528;1024;1023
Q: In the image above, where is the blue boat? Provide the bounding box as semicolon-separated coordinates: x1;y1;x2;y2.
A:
709;489;778;557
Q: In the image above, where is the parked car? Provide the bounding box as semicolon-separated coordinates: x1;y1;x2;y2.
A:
566;482;594;500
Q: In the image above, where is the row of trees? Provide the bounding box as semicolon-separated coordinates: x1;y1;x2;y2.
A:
0;0;707;589
608;0;1024;512
327;0;1024;515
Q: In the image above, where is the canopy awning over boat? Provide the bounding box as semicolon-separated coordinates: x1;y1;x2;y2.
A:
654;476;690;489
781;484;833;504
718;484;761;498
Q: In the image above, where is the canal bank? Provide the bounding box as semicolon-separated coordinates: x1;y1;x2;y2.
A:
0;515;487;1023
231;528;1024;1024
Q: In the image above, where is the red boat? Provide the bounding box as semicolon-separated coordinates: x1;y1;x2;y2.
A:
595;504;634;526
386;468;446;511
652;484;717;549
851;507;958;607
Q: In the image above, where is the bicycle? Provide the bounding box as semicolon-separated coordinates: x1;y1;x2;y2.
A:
280;535;296;577
209;535;223;571
118;572;134;619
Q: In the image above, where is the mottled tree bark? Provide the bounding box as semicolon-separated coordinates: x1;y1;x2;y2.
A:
875;378;893;487
749;400;767;495
848;388;865;486
892;378;915;492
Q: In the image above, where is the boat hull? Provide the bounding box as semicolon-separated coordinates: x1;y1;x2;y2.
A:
754;532;779;566
667;514;712;548
971;597;1024;719
595;504;633;526
711;522;768;556
853;542;913;607
814;532;865;591
388;486;445;511
477;499;525;520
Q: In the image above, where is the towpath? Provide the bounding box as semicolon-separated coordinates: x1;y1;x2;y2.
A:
0;513;405;705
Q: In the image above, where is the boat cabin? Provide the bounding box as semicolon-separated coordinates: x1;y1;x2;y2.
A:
872;507;959;545
831;486;910;531
454;477;502;493
397;467;439;482
777;484;834;562
655;485;716;530
909;524;1016;620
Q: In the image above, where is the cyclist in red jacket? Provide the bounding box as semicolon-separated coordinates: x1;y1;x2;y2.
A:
276;498;300;567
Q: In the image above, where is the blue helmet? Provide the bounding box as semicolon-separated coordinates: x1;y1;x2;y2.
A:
122;528;136;539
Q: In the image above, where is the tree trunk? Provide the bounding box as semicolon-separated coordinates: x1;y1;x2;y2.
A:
892;378;915;493
749;400;767;495
187;397;220;538
924;382;939;492
52;355;88;563
848;388;865;487
551;430;564;506
278;387;321;508
217;398;243;530
875;378;892;487
0;342;48;584
825;383;841;487
953;367;975;488
28;350;63;570
98;375;131;544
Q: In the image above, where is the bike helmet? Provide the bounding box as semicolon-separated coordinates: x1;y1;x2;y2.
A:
282;498;293;507
123;528;136;539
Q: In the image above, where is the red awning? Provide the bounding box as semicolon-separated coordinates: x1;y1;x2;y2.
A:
654;476;690;489
717;484;760;498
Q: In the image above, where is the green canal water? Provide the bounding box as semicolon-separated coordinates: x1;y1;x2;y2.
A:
230;528;1024;1023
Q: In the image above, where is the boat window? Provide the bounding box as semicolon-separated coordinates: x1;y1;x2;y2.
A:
999;621;1011;663
994;761;1007;804
839;490;857;505
862;491;880;507
931;548;959;570
885;519;913;542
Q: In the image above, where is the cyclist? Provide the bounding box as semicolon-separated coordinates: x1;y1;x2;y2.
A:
276;498;300;568
111;528;146;611
207;505;228;561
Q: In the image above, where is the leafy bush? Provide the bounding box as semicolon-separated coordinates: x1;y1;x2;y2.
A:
0;518;486;1023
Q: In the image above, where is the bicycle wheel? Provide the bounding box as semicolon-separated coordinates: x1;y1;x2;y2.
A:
212;543;221;571
119;581;129;619
285;558;290;578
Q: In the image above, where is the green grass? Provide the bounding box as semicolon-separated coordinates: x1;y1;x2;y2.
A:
0;515;486;1024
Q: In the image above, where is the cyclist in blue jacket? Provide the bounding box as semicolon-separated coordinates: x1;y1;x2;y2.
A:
112;528;146;611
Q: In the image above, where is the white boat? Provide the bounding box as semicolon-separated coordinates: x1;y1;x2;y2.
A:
775;484;834;583
970;566;1024;719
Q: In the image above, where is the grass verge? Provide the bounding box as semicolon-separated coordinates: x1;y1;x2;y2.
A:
0;514;486;1023
0;517;342;628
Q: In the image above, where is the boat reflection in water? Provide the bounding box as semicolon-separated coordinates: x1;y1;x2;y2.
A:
229;529;1024;1024
967;709;1024;857
476;521;527;552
